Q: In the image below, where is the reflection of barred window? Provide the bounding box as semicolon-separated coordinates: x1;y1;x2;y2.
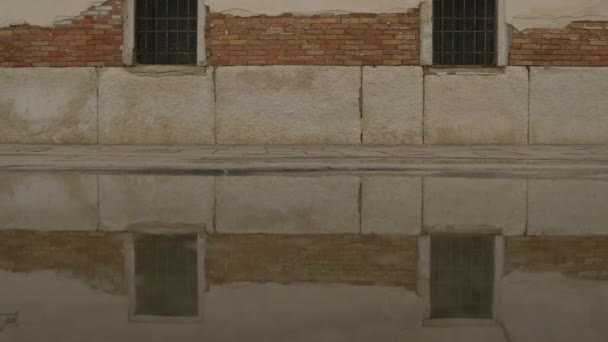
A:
430;235;494;318
432;0;496;66
125;232;205;323
135;0;198;65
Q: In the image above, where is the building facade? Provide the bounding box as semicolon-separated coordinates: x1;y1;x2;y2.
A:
1;0;607;145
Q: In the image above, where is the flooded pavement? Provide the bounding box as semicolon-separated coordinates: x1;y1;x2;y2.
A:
1;172;607;342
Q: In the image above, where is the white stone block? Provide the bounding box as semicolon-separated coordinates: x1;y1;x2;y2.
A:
361;176;422;235
216;176;360;234
216;66;361;144
423;177;527;235
0;68;97;144
528;179;608;235
0;173;97;231
362;66;423;144
99;175;215;232
98;67;215;144
530;67;608;144
424;67;529;144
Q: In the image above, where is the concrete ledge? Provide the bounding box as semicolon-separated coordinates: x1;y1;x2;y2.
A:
215;66;361;144
530;67;608;144
0;68;98;144
424;67;529;144
98;68;215;144
362;66;423;144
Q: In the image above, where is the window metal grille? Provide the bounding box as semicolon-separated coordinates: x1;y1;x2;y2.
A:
433;0;496;65
430;235;494;319
136;0;198;65
134;234;199;316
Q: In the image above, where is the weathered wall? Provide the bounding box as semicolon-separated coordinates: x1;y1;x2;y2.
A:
362;67;423;144
529;67;608;144
216;176;360;234
98;175;215;232
208;11;419;66
424;67;529;144
361;176;422;234
510;22;608;67
0;173;98;231
506;237;608;281
423;177;527;236
0;68;98;144
0;1;122;67
527;179;608;235
3;174;608;237
98;67;215;144
1;229;607;342
215;66;361;144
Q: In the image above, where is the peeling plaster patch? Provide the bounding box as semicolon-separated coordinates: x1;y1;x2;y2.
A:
506;0;608;31
0;0;104;28
206;0;423;17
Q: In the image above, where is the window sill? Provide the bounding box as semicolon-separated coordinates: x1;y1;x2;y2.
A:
425;66;506;76
423;319;498;327
126;65;208;76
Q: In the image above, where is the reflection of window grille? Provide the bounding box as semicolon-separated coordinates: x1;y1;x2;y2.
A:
136;0;198;65
430;235;494;319
433;0;496;65
134;234;199;317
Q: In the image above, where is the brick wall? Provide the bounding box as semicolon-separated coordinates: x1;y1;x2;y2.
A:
207;11;419;66
207;234;418;289
0;0;122;67
0;231;125;294
510;21;608;66
506;237;608;281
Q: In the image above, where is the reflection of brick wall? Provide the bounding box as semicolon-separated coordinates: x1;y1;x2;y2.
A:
506;237;608;280
207;234;417;289
0;231;125;294
510;21;608;66
207;11;419;66
0;0;122;67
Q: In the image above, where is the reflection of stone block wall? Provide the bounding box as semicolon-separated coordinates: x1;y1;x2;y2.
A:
506;237;608;281
0;231;125;294
206;234;418;289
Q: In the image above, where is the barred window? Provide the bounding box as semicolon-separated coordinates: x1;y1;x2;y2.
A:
430;235;495;319
433;0;496;66
136;0;198;65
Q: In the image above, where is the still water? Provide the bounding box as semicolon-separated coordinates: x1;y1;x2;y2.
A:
0;172;607;342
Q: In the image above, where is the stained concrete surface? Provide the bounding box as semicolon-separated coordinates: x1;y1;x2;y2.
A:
0;68;98;144
424;67;529;144
216;176;360;234
362;66;423;144
215;66;361;144
530;67;608;144
98;68;216;144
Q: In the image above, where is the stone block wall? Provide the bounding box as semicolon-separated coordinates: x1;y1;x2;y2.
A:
0;0;122;67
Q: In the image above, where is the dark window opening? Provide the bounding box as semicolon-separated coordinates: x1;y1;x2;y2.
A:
136;0;198;65
432;0;496;66
134;234;199;317
430;235;494;319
